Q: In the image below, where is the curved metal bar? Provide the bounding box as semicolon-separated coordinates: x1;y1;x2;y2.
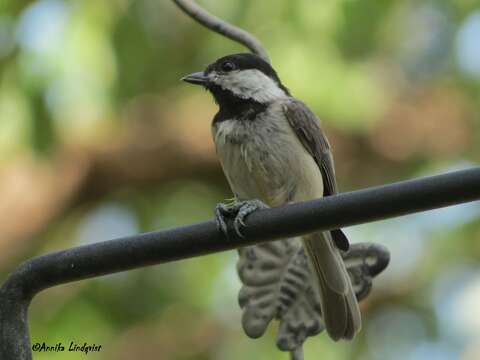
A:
1;167;480;359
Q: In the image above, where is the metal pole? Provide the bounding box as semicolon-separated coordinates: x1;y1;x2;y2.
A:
1;167;479;359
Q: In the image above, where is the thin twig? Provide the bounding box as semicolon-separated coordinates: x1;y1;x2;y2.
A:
172;0;270;62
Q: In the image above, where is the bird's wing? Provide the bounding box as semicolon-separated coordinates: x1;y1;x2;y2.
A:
282;98;337;195
282;98;349;250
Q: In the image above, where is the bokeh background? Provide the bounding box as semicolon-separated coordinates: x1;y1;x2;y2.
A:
1;0;480;359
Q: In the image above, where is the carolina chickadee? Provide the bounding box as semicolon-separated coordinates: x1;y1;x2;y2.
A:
182;53;361;341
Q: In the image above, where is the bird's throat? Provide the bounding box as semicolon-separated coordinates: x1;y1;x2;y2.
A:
209;85;267;123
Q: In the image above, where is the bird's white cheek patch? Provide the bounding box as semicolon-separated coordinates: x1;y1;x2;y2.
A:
212;69;286;103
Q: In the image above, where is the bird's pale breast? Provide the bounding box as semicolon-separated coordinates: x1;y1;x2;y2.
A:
212;101;324;207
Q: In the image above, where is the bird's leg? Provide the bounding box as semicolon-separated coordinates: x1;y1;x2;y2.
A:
215;199;269;239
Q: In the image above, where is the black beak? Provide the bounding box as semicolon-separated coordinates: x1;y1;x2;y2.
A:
181;71;209;85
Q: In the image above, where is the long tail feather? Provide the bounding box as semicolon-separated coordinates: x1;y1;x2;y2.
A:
302;231;361;341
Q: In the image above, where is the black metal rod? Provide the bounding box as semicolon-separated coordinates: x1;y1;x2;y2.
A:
1;167;480;359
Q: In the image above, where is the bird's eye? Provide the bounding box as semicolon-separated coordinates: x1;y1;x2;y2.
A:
221;61;236;72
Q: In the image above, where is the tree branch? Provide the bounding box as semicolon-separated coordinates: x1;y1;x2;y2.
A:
1;167;480;359
172;0;270;62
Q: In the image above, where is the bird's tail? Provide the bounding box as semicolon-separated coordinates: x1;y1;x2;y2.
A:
302;231;361;341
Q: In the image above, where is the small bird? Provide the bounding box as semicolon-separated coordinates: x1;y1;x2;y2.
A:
182;53;361;341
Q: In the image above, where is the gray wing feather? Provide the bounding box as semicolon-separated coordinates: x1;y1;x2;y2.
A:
282;98;348;250
282;98;337;196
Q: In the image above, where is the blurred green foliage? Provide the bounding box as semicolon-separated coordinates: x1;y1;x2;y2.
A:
1;0;480;359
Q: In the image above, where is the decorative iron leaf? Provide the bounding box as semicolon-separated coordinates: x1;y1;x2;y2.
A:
237;240;390;352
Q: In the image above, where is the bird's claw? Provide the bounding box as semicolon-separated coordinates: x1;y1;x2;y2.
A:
215;204;230;236
214;200;268;239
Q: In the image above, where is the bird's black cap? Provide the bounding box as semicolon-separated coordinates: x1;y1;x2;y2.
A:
205;53;288;93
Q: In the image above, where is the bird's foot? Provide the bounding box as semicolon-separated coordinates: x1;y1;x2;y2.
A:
215;199;268;239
